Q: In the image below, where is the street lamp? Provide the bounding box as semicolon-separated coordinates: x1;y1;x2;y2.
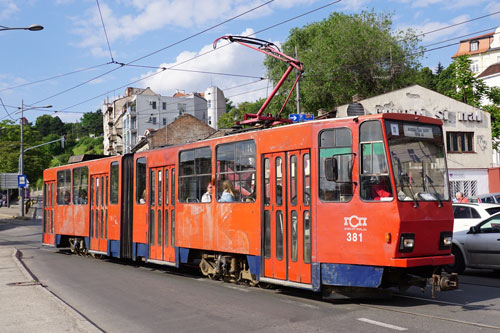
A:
0;24;44;32
19;100;52;217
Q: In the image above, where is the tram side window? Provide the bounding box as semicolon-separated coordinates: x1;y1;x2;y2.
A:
179;147;211;203
319;128;353;202
57;169;71;205
136;158;147;204
216;140;256;202
110;162;119;204
359;121;393;201
72;167;88;205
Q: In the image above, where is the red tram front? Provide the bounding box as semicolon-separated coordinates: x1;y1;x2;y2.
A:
42;113;457;297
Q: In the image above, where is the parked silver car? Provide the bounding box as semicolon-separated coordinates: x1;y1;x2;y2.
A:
469;193;500;204
445;212;500;274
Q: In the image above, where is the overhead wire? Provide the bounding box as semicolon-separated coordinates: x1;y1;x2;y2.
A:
25;1;276;108
56;0;344;114
96;0;115;63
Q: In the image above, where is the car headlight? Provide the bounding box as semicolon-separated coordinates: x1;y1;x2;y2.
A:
399;233;415;253
439;231;452;250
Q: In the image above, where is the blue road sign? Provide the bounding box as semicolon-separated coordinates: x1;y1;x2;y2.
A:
289;113;314;122
18;175;27;188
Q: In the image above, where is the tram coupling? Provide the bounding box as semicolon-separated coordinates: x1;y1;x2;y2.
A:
430;271;458;298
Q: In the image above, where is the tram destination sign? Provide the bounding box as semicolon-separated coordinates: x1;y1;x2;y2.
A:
403;124;433;138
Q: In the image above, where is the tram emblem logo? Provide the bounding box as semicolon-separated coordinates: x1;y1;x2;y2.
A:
344;215;367;229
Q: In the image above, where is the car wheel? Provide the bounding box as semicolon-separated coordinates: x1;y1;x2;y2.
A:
444;246;465;274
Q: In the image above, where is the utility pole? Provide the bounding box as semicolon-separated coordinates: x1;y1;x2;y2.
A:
295;46;301;114
19;100;24;217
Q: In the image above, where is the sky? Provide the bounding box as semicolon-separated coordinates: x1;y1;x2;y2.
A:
0;0;499;124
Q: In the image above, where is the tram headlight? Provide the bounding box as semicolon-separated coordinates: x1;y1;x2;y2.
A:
399;233;415;253
439;231;453;250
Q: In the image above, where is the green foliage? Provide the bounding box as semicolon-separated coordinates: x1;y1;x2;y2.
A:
35;114;65;137
79;109;103;136
72;136;104;155
264;11;422;116
218;100;264;129
437;55;487;107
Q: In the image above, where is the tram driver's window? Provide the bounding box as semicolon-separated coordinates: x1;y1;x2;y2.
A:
319;128;353;202
359;121;393;201
136;157;147;204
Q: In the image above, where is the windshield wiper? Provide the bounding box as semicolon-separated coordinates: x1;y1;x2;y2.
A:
425;175;443;207
399;172;419;208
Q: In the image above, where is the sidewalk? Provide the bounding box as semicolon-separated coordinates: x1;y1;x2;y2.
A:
0;215;99;332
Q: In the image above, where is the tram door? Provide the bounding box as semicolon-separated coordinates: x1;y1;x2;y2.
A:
263;152;287;280
263;150;312;284
42;181;55;245
90;174;109;253
149;166;176;263
286;149;311;284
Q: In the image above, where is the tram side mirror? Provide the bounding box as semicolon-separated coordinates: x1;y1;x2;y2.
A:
324;157;338;181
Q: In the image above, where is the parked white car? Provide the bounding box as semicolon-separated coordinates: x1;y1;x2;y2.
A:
452;203;500;232
445;212;500;274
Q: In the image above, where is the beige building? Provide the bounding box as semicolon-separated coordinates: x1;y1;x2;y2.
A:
337;85;492;196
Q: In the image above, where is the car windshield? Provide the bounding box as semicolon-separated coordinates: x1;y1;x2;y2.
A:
385;120;449;202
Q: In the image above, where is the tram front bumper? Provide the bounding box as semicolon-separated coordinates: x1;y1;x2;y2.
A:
389;254;454;268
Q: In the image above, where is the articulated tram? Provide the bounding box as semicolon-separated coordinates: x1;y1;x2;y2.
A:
43;113;458;298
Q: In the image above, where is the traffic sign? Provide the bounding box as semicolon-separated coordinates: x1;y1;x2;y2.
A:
18;175;27;188
288;113;315;123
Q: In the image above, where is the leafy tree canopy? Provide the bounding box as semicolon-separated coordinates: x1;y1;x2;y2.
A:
264;10;423;116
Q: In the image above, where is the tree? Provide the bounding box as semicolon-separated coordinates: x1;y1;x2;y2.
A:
437;55;487;107
35;114;65;137
80;109;103;136
264;11;422;116
218;100;264;129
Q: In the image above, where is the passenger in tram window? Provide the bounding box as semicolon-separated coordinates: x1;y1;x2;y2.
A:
220;180;236;202
201;183;213;203
63;191;71;205
139;189;146;204
78;189;88;204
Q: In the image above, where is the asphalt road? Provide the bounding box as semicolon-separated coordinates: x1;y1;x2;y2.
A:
2;218;500;332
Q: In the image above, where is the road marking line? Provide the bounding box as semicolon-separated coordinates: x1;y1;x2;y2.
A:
357;318;407;331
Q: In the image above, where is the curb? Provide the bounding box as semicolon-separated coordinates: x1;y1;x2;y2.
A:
12;249;102;333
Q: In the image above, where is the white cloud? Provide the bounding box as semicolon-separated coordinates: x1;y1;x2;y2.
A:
391;0;487;9
486;2;500;13
139;29;272;105
70;0;319;56
0;0;18;20
339;0;372;11
399;15;471;42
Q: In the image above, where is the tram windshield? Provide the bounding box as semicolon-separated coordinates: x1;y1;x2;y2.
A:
385;120;450;202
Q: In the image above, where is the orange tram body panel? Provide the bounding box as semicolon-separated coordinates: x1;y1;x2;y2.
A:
42;113;457;296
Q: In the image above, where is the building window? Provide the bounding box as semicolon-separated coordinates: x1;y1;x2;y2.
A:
163;118;167;126
152;117;157;125
177;103;186;115
162;102;166;110
447;132;474;153
208;100;211;108
151;101;157;110
470;41;479;52
470;60;479;73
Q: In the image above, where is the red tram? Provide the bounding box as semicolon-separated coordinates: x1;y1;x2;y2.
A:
42;113;458;297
